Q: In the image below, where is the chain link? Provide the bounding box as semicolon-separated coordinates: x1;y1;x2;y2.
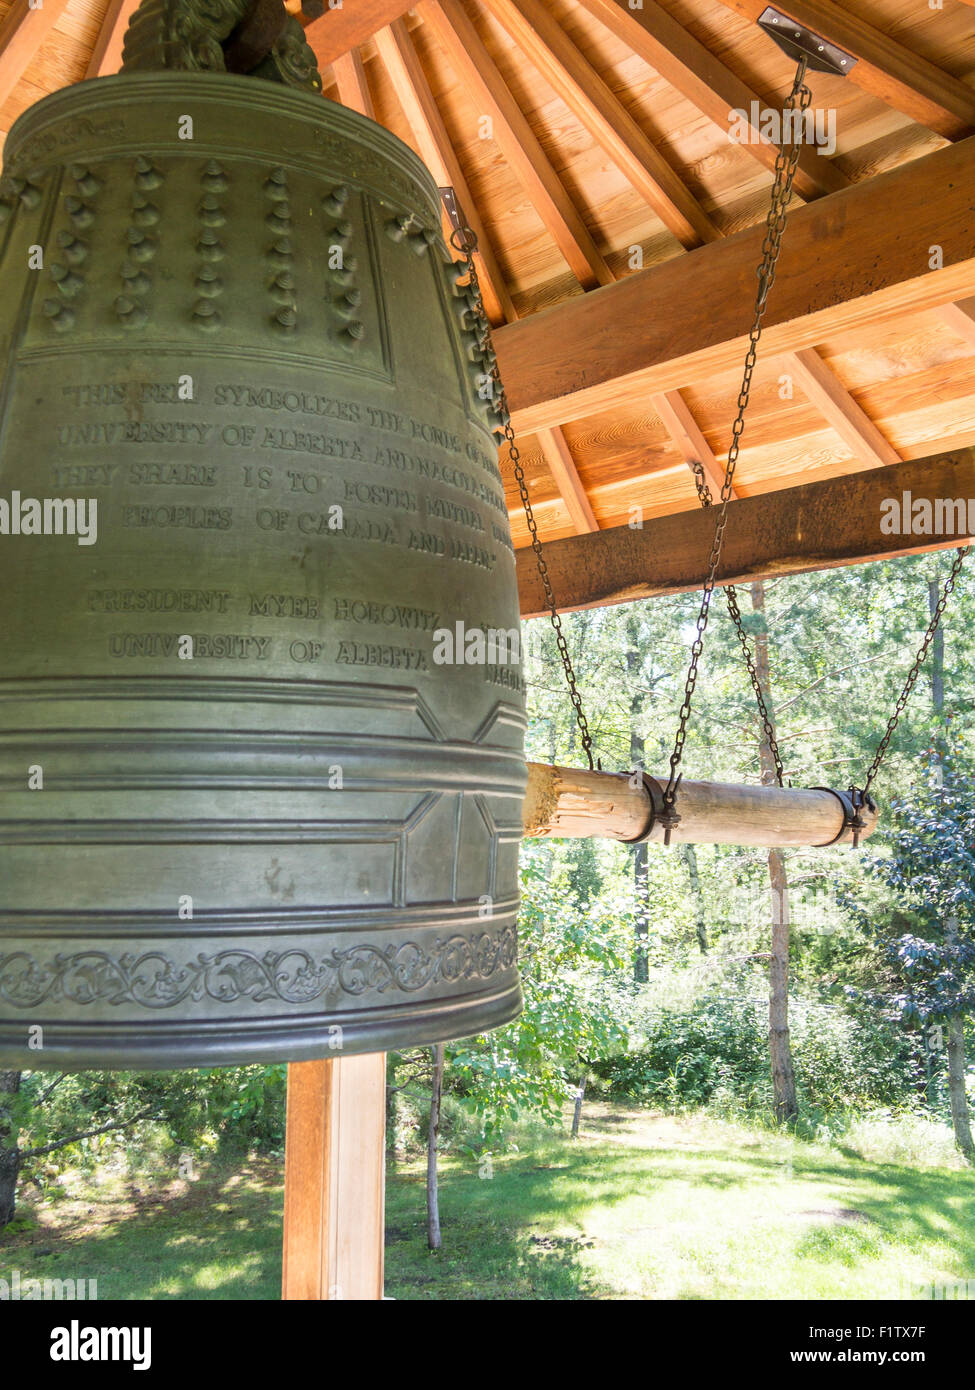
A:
661;58;812;827
690;462;785;787
859;545;969;799
450;227;596;770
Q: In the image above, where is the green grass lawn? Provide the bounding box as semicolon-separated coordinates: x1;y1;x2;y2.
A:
3;1107;974;1300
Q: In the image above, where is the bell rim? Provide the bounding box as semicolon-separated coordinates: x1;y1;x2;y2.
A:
0;979;524;1071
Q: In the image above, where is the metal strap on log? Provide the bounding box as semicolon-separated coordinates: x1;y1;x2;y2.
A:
522;762;879;848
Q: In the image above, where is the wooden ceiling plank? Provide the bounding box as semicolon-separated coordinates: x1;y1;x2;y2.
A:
373;18;517;324
303;0;416;67
935;298;975;350
487;0;720;249
575;0;848;200
536;425;600;532
420;0;614;289
713;0;975;141
492;137;975;435
786;348;901;469
652;388;741;498
516;446;975;616
86;0;142;78
0;0;72;108
331;48;376;118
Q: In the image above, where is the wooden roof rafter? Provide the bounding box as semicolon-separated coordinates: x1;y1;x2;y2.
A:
372;16;517;323
535;425;600;532
331;48;376;118
652;389;740;499
0;0;72;108
573;0;850;200
784;348;901;471
486;0;721;249
419;0;614;289
936;298;975;350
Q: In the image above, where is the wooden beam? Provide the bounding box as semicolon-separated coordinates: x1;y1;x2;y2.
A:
652;389;737;497
516;446;975;616
0;0;71;108
303;0;415;67
786;348;901;470
374;18;516;324
714;0;975;141
493;137;975;435
936;297;975;350
420;0;614;289
523;762;879;846
86;0;141;77
574;0;848;200
487;0;720;249
331;48;375;118
282;1054;386;1301
536;425;599;532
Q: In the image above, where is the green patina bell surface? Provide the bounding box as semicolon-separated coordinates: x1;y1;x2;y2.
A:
0;0;526;1069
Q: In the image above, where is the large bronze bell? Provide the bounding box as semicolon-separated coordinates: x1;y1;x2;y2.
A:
0;0;526;1069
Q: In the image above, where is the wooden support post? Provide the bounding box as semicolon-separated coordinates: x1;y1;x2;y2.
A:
282;1053;386;1301
522;762;879;847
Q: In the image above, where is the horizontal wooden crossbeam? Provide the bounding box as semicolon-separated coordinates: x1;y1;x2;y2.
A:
494;137;975;436
516;446;975;616
522;763;879;846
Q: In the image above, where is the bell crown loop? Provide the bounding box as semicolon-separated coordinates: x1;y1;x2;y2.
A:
119;0;322;92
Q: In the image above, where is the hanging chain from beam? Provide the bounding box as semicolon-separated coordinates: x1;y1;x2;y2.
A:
447;220;596;770
689;462;785;788
658;56;812;843
859;546;970;796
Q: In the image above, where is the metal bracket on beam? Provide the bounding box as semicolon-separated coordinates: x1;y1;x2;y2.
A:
438;186;465;234
624;773;682;847
810;786;877;848
757;6;857;77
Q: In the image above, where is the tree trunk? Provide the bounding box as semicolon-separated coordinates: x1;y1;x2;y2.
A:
0;1070;22;1232
683;843;708;953
426;1044;444;1251
385;1055;398;1164
571;1075;586;1138
768;849;799;1122
928;576;946;778
946;1016;974;1162
751;582;799;1124
627;619;650;983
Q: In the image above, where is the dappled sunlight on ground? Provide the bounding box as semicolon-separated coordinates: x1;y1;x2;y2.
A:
2;1109;972;1300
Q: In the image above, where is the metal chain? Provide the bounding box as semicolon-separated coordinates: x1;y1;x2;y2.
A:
859;545;970;799
449;226;596;770
660;57;812;834
690;462;785;787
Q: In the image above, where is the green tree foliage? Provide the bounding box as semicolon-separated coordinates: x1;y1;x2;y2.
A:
443;849;631;1145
